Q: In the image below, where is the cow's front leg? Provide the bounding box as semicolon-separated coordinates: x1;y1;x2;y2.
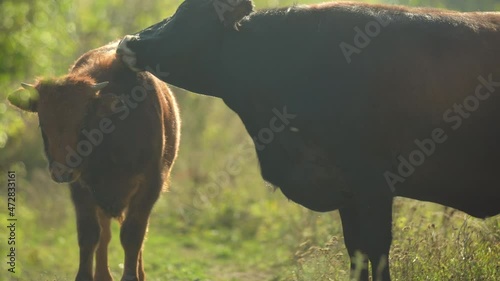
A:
339;206;369;281
340;195;393;281
361;197;392;281
70;182;100;281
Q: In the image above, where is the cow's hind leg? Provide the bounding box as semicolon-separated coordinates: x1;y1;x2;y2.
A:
95;208;114;281
120;176;161;281
70;182;100;281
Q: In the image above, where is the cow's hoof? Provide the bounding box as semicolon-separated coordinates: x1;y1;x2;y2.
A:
117;35;141;72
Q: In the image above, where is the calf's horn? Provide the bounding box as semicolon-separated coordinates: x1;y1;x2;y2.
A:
21;82;35;89
91;81;109;90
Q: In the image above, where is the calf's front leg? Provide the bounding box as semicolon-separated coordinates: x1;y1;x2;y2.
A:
70;182;100;281
95;208;114;281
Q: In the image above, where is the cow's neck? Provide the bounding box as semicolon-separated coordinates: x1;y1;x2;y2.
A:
162;68;218;97
155;47;227;98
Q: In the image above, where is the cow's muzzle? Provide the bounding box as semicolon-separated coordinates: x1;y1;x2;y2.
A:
117;35;141;72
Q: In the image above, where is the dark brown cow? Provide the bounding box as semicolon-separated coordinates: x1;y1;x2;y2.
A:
8;41;180;281
116;1;500;280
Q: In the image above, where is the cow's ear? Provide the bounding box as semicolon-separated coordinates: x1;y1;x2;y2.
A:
214;0;254;30
7;83;39;112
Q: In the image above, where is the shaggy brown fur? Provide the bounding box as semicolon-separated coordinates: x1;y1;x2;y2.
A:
9;41;180;281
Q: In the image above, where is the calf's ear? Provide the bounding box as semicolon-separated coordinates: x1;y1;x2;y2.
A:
214;0;254;30
94;93;122;118
7;83;39;112
90;81;117;117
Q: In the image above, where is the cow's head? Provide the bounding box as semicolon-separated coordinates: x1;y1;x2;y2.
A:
117;0;254;73
8;77;110;183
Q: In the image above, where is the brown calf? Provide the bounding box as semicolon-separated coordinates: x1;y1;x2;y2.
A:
8;41;180;281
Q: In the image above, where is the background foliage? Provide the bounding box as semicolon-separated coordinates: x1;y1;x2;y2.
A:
1;0;499;280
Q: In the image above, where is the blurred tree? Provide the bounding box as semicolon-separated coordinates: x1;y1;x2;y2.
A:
0;0;76;171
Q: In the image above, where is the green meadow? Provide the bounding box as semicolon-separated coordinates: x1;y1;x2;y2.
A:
1;0;499;280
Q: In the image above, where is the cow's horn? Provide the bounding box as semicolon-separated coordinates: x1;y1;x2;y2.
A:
21;82;35;89
91;81;109;91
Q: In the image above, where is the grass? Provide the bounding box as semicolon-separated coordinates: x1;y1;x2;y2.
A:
289;201;500;281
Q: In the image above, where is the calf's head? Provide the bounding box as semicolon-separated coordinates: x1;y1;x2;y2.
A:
117;0;254;73
8;77;110;183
